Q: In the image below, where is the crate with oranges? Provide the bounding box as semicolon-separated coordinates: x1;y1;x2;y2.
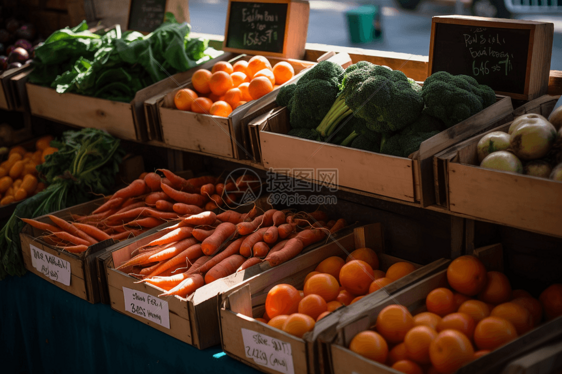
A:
331;244;562;374
157;55;315;159
219;223;449;374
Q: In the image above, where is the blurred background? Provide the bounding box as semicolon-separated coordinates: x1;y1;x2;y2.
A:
189;0;562;70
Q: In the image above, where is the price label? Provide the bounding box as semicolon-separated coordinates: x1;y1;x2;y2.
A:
30;244;71;286
241;328;294;374
123;287;170;329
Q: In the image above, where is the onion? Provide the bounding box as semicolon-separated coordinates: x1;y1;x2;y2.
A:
510;120;557;160
524;160;552;178
480;151;523;174
551;164;562;182
476;131;511;163
508;114;549;134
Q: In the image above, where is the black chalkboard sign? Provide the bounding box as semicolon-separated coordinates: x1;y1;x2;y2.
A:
225;1;288;54
128;0;167;33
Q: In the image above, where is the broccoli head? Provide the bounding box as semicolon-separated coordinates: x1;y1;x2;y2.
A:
350;134;382;153
379;132;403;157
276;83;296;107
298;60;344;88
378;114;444;157
422;71;496;128
288;128;321;141
289;79;339;129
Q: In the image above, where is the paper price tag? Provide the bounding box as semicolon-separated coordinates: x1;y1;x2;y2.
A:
30;244;71;286
241;328;294;374
123;287;170;329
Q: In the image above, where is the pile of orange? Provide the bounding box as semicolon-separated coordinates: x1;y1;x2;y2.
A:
174;55;295;118
260;248;417;338
0;135;53;206
348;255;562;374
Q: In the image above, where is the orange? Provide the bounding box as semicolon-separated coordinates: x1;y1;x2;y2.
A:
255;318;267;323
35;136;54;151
413;312;442;330
376;305;414;344
230;72;248;87
436;312;476;339
209;101;233;118
298;290;304;298
263;310;270;322
304;271;321;284
351;296;364;304
474;316;518;350
254;68;276;86
192;69;212;94
41;147;58;163
426;287;457;317
388;342;409;366
339;260;374;295
238;82;253;101
233;101;247;110
404;325;438;364
273;61;295;85
282;313;315;338
491;302;533;335
458;299;490;323
224;88;242;109
265;284;301;318
317;311;330;321
191;97;213;114
212;61;234;75
429;330;474;374
233;60;250;76
304;273;340;302
298;294;327;320
447;255;488;296
373;270;386;280
349;331;388;364
512;297;542;326
346;248;379;269
268;315;289;330
478;271;512;305
368;278;393;294
512;289;533;299
209;71;234;96
391;360;423;374
326;300;343;312
337;289;355;306
316;256;345;280
473;350;490;359
386;262;416;281
453;292;472;310
539;284;562;320
248;76;273;100
247;55;272;78
174;88;198;111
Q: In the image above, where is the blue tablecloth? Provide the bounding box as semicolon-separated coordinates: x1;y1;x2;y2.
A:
1;272;259;373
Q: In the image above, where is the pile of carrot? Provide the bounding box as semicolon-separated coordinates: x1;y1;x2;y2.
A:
115;208;347;299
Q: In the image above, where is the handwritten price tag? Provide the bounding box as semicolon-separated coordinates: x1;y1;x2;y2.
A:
30;244;71;286
123;287;170;329
241;328;294;374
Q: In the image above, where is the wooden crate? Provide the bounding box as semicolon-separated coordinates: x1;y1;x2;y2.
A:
19;198;117;304
219;224;449;374
434;95;562;239
502;339;562;374
0;65;32;111
259;95;513;207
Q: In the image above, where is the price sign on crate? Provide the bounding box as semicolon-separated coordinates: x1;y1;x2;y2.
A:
223;0;310;59
428;16;553;100
127;0;190;33
30;245;71;286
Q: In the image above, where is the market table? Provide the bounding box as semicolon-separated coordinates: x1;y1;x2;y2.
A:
0;272;259;374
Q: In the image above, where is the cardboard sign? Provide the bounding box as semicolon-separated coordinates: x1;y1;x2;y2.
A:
128;0;168;33
429;16;553;100
241;328;295;374
30;244;71;286
123;287;170;329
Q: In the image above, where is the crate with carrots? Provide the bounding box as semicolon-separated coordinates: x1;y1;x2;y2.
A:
330;245;562;374
218;224;449;374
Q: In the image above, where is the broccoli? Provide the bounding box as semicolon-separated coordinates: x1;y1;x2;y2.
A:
422;71;496;128
379;132;403;157
298;60;344;88
378;114;445;157
288;128;321;141
276;84;296;107
326;115;362;145
350;134;382;153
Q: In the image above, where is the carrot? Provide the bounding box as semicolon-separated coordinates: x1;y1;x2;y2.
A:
186;256;212;274
296;228;327;246
326;220;336;229
187;175;218;188
146;238;198;264
240;227;268;257
116;248;162;270
217;210;245;224
114;202;146;214
112;179;147;201
75;209;116;223
200;222;236;255
313;221;326;228
179;211;217;227
91;197;124;215
253;242;270;258
236;215;264;236
205;201;218;211
126;217;164;228
147;227;193;246
48;232;90;247
141;271;192;290
144;172;162;192
145;192;171;205
262;209;277;226
192;228;215;241
215;183;225;195
286;215;295;224
205;254;246;283
200;183;215;196
263;226;278;244
307;211;329;222
139;262;161;277
278;224;294;239
72;222;111;241
159;274;204;298
161;183;205;207
107;208;178;225
172;203;204;215
155;200;174;212
273;210;286;226
198;238;244;274
147;243;202;278
158;169;199;193
20;218;62;233
237;257;262;271
268;240;289;255
110;229;145;241
265;229;327;267
120;198;137;209
209;194;223;207
59;244;89;253
158;263;190;277
330;218;347;234
48;215;97;245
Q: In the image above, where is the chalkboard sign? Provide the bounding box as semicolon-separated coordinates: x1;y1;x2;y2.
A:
429;16;554;100
128;0;167;33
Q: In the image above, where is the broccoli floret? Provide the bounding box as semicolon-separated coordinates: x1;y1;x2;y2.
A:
298;60;344;88
422;71;496;128
288;128;321;141
379;132;403;157
338;61;373;84
350;135;382;153
378;114;444;157
276;84;296;108
289;79;339;129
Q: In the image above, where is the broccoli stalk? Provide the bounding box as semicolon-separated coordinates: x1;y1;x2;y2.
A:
340;131;359;146
316;95;352;137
